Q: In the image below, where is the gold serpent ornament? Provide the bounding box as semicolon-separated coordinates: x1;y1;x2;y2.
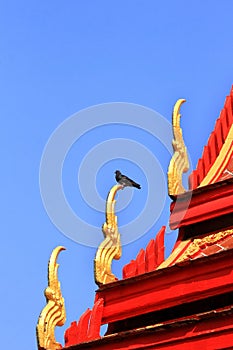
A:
37;246;66;350
94;184;123;286
168;99;189;196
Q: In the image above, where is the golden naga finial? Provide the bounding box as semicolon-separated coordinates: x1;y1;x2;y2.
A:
94;184;123;286
168;99;189;196
37;246;66;350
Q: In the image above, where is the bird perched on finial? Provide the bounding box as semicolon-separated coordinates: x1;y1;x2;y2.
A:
115;170;141;189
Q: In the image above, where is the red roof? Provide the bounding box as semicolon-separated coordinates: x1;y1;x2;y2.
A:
189;86;233;190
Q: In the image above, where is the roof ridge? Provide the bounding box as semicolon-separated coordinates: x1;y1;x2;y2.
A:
189;85;233;189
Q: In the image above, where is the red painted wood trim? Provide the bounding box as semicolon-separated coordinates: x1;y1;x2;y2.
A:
145;239;156;271
64;309;92;347
87;298;104;340
154;226;165;266
170;178;233;230
76;309;92;343
64;308;233;349
122;226;165;279
64;321;79;348
64;299;104;347
96;249;233;324
136;249;146;275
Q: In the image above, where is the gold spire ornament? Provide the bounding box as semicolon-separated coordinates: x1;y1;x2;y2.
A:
94;184;123;286
168;99;189;196
37;246;66;350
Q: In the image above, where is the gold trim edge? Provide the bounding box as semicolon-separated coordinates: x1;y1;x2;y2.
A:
94;184;123;286
168;99;189;196
36;246;66;350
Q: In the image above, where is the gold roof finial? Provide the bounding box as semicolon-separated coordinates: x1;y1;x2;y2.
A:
94;184;123;286
36;246;66;350
168;99;189;196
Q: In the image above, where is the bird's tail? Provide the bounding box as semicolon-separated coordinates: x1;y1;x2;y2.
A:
132;182;141;189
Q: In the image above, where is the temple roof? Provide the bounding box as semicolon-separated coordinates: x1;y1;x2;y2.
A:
189;86;233;190
64;248;233;349
37;87;233;350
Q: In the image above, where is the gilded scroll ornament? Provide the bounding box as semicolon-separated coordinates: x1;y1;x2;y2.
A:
94;184;123;286
37;246;66;350
168;99;189;196
176;229;233;263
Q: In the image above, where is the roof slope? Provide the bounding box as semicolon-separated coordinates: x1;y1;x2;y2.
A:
189;86;233;190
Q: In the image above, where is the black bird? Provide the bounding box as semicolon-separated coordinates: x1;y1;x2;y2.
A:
115;170;141;189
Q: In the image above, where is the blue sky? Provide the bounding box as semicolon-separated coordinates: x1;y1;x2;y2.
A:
1;1;233;348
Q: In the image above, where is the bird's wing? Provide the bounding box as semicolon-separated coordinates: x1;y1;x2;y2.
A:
122;174;133;182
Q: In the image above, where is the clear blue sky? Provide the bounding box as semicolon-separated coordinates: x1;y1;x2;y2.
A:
1;1;233;348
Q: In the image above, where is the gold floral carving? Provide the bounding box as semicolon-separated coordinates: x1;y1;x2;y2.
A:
176;229;233;263
94;184;123;286
37;246;66;350
168;99;189;196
